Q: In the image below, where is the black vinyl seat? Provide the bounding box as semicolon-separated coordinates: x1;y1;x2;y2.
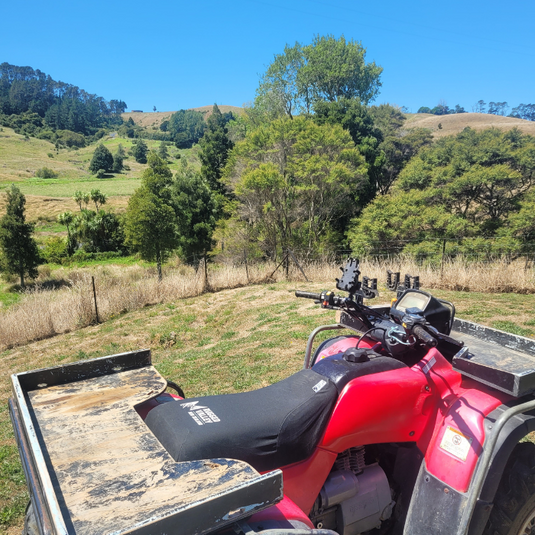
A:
144;369;338;472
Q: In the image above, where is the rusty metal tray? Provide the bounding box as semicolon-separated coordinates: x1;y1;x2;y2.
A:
9;350;282;535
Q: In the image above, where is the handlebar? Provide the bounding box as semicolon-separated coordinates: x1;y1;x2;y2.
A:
413;325;438;348
295;291;322;301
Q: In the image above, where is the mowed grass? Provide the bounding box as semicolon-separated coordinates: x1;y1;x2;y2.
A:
1;279;535;532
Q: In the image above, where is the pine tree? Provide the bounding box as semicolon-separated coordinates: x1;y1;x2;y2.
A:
0;185;40;287
199;104;234;194
89;144;114;174
112;144;125;173
172;162;218;267
132;138;148;164
125;155;177;280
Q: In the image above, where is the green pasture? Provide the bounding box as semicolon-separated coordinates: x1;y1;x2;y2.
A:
0;177;142;197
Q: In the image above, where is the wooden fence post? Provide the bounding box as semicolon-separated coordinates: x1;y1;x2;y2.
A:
92;276;100;324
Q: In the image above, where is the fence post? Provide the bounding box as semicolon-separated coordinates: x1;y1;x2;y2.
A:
92;276;100;324
441;239;447;279
244;249;249;283
203;255;209;291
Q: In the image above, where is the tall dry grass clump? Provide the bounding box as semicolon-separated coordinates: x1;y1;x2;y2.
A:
0;256;533;350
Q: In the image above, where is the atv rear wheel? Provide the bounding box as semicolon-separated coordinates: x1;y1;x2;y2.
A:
23;502;38;535
483;442;535;535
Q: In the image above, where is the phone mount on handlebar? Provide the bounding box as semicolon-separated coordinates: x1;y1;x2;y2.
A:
336;259;378;304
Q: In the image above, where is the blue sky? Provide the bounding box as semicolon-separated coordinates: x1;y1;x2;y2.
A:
2;0;534;114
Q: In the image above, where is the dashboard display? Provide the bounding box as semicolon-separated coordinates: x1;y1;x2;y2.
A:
396;291;430;313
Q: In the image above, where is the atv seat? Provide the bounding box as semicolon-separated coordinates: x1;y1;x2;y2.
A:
145;369;338;472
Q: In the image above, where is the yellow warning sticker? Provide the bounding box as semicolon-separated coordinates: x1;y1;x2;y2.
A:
439;426;473;461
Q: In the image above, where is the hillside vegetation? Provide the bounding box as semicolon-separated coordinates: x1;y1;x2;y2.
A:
122;105;243;129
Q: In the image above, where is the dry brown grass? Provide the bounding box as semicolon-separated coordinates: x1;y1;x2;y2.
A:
0;257;534;351
405;112;535;139
122;105;244;129
0;194;129;222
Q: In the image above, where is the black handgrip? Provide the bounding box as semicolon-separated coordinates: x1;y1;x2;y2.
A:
413;325;438;348
295;290;322;300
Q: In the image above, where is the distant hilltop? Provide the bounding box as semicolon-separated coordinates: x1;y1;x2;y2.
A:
406;112;535;138
122;105;244;129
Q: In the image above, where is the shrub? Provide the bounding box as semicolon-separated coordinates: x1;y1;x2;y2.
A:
42;237;67;264
35;167;59;179
47;153;54;158
56;130;86;148
96;169;106;178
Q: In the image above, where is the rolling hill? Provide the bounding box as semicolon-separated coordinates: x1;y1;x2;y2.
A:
122;105;244;129
405;112;535;138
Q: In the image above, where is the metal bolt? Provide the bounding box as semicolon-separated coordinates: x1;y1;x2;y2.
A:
444;488;450;494
409;431;415;436
425;386;430;391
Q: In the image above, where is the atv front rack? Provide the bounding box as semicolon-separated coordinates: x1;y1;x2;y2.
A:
9;350;282;535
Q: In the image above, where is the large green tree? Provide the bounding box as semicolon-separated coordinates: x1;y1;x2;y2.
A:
0;185;40;287
224;116;368;257
125;154;177;280
313;98;384;202
132;138;148;164
89;144;113;174
171;162;218;267
348;127;535;259
167;109;206;148
125;189;177;280
255;35;382;120
199;104;234;194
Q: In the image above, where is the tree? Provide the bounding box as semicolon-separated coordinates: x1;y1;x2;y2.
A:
224;116;368;257
73;190;90;211
171;162;218;268
302;35;382;104
255;42;309;119
57;211;76;255
132;138;148;164
112;144;125;173
0;185;40;287
349;128;535;259
125;154;178;280
199;104;234;194
158;141;169;160
125;187;177;280
254;35;382;119
376;127;433;194
313;98;384;201
474;100;487;113
90;189;107;211
89;144;113;174
510;104;535;121
167;109;206;148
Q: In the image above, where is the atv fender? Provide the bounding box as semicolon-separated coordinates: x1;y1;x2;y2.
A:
403;401;535;535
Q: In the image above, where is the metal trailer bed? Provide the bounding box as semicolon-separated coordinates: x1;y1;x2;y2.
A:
9;349;283;535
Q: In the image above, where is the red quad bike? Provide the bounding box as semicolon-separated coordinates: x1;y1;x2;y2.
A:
10;259;535;535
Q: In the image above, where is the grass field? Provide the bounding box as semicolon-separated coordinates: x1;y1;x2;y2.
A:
0;177;141;197
0;127;200;188
1;268;535;532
